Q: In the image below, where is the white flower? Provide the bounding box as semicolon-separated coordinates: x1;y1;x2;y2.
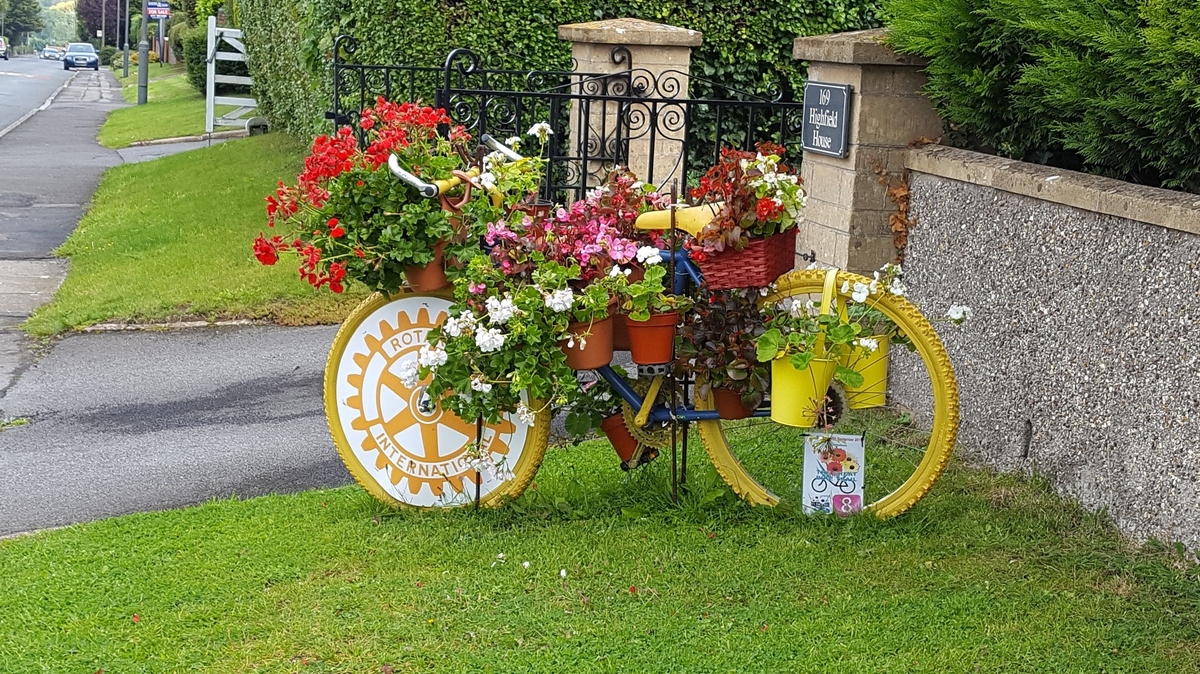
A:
485;296;518;325
841;281;850;294
544;288;574;313
947;304;973;323
560;569;567;578
631;181;644;191
444;312;476;338
636;246;663;265
522;561;530;569
609;265;623;278
478;172;497;191
483;150;507;171
851;282;870;303
475;326;506;353
869;279;881;295
396;356;421;388
470;375;493;393
497;553;505;560
889;278;907;296
527;122;553;143
504;135;522;148
856;337;879;353
417;344;448;368
516;401;536;426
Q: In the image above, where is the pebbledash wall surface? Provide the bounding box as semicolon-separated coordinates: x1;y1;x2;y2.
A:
888;146;1200;552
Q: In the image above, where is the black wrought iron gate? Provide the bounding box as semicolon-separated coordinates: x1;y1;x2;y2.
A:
326;36;806;201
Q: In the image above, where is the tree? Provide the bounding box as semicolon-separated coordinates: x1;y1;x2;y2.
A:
74;0;130;47
4;0;44;41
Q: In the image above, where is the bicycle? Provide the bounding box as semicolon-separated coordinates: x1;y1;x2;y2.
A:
323;137;959;517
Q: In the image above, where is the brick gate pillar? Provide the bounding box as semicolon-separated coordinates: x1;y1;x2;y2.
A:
557;18;702;191
793;29;942;272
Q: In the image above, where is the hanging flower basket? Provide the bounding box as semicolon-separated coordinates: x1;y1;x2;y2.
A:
404;241;450;292
623;312;678;365
840;334;890;410
600;413;639;463
713;387;755;419
561;315;615;370
770;355;837;428
695;229;798;291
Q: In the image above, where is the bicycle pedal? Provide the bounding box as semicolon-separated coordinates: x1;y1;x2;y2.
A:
620;445;660;471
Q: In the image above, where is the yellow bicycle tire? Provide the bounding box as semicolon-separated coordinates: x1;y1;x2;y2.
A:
696;268;960;518
324;290;550;509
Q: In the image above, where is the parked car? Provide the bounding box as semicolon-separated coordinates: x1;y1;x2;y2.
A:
63;43;99;71
40;47;64;60
0;38;9;61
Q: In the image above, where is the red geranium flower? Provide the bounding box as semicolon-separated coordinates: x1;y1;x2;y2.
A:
252;234;278;266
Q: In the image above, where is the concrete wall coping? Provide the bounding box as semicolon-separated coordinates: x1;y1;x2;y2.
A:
907;145;1200;236
793;28;926;67
558;18;703;47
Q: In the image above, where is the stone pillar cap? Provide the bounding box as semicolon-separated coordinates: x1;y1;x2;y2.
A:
793;28;926;66
558;18;703;47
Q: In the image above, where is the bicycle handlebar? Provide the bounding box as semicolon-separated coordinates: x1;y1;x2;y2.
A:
481;134;524;162
387;154;439;198
388;136;526;199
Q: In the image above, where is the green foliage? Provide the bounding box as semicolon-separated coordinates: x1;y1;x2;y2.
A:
885;0;1200;193
3;0;44;38
25;135;366;336
237;0;884;138
181;22;249;96
98;43;115;64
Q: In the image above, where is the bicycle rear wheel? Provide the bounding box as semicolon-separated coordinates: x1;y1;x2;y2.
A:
696;268;959;518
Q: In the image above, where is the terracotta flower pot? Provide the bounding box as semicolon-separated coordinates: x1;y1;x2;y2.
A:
612;313;632;351
600;413;638;463
713;387;754;420
561;315;614;370
623;312;678;365
404;241;449;292
513;200;554;222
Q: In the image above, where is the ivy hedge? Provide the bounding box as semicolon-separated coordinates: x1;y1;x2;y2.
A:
885;0;1200;193
237;0;884;137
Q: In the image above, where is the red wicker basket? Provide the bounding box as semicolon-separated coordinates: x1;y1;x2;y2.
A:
694;228;798;290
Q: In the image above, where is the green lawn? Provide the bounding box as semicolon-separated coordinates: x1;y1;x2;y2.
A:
25;134;365;335
0;436;1197;673
98;63;238;148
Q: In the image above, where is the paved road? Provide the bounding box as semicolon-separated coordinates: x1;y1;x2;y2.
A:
0;54;73;133
0;64;352;536
0;326;352;537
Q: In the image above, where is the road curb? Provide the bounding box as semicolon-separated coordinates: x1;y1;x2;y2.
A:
0;72;77;142
81;318;270;332
126;129;248;147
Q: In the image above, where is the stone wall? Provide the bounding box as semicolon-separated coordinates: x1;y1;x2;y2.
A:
892;145;1200;551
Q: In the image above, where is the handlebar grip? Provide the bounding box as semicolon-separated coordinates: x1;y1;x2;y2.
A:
481;134;525;162
387;154;439;198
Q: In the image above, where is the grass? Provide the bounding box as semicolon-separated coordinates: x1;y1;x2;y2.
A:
98;63;238;148
24;134;365;336
1;431;1197;673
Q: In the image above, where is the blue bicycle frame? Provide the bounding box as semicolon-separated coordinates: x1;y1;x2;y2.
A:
595;249;771;423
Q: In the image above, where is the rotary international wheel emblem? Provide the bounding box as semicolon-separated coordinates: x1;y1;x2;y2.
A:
331;296;531;507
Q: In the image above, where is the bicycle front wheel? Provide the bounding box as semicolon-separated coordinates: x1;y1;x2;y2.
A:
325;291;549;509
696;268;959;518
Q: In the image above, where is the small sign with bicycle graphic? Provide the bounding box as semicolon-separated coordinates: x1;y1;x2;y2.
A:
803;433;864;516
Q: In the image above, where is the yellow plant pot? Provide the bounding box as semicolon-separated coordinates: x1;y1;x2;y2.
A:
770;356;838;428
840;334;890;410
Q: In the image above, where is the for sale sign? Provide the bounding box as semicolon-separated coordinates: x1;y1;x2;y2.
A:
147;1;171;19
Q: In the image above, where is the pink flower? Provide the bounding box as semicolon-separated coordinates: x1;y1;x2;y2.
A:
468;282;487;294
